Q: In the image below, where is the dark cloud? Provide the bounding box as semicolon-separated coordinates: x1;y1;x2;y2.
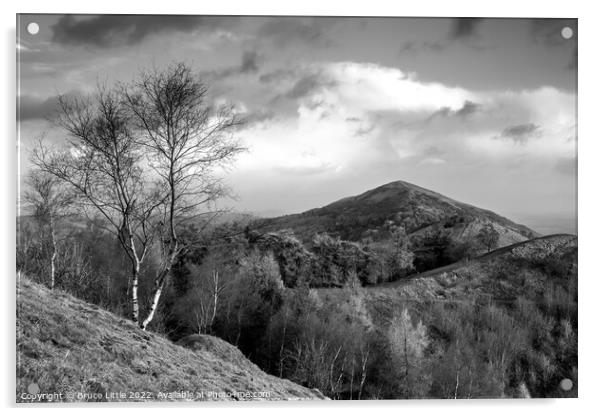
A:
51;15;238;47
239;109;276;127
499;123;541;144
258;17;335;48
449;18;483;40
201;51;262;81
240;51;259;73
18;95;58;121
350;121;375;137
18;91;83;121
456;100;481;117
399;40;447;55
285;73;335;99
259;68;297;84
401;18;485;54
253;71;338;122
427;100;481;122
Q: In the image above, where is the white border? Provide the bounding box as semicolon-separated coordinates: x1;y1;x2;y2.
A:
3;1;600;415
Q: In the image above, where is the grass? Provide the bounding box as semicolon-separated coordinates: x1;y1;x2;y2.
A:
16;276;326;402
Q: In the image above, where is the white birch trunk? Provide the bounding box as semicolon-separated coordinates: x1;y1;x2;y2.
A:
131;263;140;325
210;270;219;332
49;216;57;290
140;268;170;330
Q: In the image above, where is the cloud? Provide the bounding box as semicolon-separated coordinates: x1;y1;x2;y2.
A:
399;40;446;55
18;95;60;121
499;123;542;144
399;18;487;55
51;15;239;47
285;73;337;99
18;91;87;121
428;100;481;121
449;18;483;40
317;62;472;114
259;68;296;84
257;17;336;48
241;109;276;126
189;60;574;187
240;51;259;73
201;50;263;82
456;100;481;117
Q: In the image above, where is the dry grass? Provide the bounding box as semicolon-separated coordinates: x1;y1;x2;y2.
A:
16;277;326;402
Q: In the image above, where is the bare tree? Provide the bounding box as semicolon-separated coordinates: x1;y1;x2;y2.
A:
477;223;500;253
32;88;161;325
122;62;245;329
33;63;244;330
23;168;73;289
183;258;234;335
387;308;429;398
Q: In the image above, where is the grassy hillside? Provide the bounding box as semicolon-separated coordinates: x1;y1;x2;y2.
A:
16;277;326;402
369;233;577;301
255;180;536;247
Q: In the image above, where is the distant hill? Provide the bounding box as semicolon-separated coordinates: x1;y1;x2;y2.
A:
16;277;326;402
255;180;537;248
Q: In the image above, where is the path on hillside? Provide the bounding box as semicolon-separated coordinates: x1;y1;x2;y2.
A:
369;233;575;290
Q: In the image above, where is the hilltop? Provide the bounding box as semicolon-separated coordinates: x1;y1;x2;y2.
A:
16;277;326;402
256;180;535;250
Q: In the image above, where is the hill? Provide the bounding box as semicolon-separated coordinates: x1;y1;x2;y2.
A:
16;277;326;402
316;234;577;398
255;180;536;247
368;233;577;301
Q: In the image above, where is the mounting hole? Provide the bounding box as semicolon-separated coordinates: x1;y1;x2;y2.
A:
27;22;39;35
560;378;573;391
561;27;573;40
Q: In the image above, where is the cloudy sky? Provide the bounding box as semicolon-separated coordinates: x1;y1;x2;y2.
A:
17;15;577;234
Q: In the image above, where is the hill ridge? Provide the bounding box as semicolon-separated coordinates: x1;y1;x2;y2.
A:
256;179;536;250
373;233;577;289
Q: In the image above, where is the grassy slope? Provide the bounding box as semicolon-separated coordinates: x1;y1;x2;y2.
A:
363;234;577;321
316;234;576;326
16;277;326;402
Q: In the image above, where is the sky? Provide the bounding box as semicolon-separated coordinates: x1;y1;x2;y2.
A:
17;15;577;234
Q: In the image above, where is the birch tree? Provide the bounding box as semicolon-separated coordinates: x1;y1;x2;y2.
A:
34;63;243;330
32;88;161;326
122;62;245;329
23;168;73;289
